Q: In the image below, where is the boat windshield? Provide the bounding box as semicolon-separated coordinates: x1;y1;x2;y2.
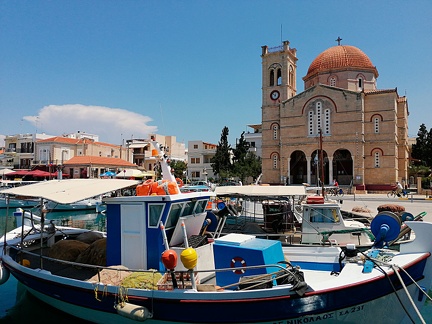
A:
309;207;340;223
165;199;209;229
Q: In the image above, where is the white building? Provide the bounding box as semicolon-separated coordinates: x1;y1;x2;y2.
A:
127;134;187;173
187;141;217;183
3;133;54;169
244;124;262;158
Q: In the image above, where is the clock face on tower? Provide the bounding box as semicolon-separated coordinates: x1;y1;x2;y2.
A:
270;90;280;100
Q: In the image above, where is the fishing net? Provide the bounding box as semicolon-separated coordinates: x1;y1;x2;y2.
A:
121;271;162;290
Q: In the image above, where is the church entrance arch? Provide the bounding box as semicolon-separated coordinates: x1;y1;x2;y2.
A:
290;151;307;184
311;150;329;186
333;149;353;185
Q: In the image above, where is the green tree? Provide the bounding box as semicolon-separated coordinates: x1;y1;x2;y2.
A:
408;164;431;178
169;160;188;180
211;126;232;181
427;130;432;167
231;132;260;183
244;151;262;182
412;124;432;167
233;132;249;163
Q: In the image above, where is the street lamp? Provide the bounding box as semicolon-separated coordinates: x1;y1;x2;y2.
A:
202;168;208;184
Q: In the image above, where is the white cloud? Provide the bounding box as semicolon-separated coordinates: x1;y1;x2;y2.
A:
23;104;158;144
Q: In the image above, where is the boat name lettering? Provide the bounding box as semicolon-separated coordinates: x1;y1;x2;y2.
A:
274;312;335;324
338;304;365;316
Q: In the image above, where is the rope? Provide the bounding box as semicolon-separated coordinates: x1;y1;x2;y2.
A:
396;265;432;303
360;251;418;323
319;227;375;240
392;265;426;324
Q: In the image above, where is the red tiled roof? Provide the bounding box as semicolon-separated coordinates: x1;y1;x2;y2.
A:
37;137;83;144
37;136;121;147
304;45;378;80
64;156;136;167
364;88;397;95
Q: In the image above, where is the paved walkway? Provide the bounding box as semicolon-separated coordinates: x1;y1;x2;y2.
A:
337;193;432;222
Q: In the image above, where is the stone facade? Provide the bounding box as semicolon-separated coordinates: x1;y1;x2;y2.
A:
261;41;409;190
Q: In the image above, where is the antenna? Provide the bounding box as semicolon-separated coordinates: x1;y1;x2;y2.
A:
280;24;283;44
159;103;165;135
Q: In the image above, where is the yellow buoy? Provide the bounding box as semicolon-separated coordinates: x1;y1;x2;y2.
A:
180;247;197;270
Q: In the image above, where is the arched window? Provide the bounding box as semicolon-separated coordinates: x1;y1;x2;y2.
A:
272;154;278;169
308;101;331;136
324;109;331;134
308;111;314;135
272;124;279;140
289;66;294;86
270;70;274;86
374;117;379;133
358;77;363;89
277;69;282;85
316;102;322;131
329;76;336;87
374;151;380;168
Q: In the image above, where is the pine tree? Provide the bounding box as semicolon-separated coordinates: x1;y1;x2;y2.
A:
412;124;432;167
231;132;249;183
210;126;232;181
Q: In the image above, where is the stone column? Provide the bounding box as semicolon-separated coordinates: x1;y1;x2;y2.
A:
328;157;333;185
287;157;291;185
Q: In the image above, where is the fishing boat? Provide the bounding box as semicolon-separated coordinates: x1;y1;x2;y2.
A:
0;196;39;209
1;141;432;323
211;185;424;249
44;196;106;213
0;180;40;209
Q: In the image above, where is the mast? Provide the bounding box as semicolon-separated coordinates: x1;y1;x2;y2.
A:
319;129;325;197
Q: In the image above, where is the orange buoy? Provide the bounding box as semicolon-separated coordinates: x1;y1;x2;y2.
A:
161;249;178;269
136;179;154;196
167;181;180;195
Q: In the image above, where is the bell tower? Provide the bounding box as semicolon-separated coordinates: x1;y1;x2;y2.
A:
261;40;297;107
261;40;297;184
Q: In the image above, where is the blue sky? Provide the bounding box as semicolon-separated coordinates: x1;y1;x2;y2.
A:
1;0;431;146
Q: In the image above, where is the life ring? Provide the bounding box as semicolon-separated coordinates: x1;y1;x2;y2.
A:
175;178;184;187
230;256;247;274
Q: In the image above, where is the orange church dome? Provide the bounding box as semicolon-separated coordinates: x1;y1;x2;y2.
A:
304;45;378;80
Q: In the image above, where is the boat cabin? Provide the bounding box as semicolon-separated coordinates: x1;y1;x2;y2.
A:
213;186;373;247
104;192;216;277
300;196;372;245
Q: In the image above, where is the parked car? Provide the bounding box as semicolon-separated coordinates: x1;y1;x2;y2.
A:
189;181;209;186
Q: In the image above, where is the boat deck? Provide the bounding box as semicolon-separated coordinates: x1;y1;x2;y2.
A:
16;247;99;281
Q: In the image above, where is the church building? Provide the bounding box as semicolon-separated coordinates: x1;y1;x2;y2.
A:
261;40;409;191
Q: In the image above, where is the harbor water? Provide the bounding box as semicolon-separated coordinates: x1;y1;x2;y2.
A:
1;200;432;323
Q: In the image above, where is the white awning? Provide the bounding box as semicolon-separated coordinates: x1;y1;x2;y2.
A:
127;143;149;148
1;179;140;204
214;185;306;198
116;169;146;178
0;168;14;175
